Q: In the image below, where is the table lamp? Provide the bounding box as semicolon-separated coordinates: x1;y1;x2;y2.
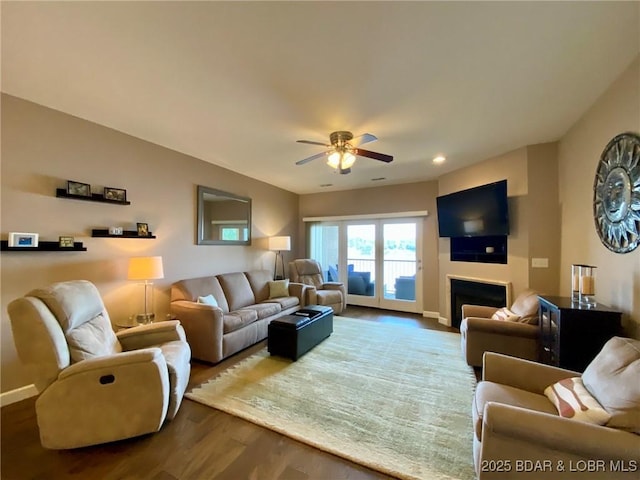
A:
268;236;291;280
127;255;164;324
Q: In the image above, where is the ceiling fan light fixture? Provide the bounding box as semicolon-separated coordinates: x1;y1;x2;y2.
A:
327;151;341;168
342;151;356;169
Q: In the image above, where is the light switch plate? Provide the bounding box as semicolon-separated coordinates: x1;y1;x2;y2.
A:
531;258;549;268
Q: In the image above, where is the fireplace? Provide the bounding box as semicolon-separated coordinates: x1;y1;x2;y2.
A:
447;276;511;329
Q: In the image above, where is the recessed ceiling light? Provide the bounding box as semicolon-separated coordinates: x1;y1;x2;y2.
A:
433;155;446;164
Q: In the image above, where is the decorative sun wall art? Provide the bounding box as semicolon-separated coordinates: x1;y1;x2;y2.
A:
593;132;640;254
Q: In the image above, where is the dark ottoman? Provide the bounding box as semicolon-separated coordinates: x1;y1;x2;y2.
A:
268;305;333;360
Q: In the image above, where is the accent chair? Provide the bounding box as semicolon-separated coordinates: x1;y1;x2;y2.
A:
473;337;640;479
460;288;540;367
7;280;191;449
289;259;346;314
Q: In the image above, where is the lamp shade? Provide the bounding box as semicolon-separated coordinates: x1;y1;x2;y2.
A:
127;256;164;280
268;236;291;251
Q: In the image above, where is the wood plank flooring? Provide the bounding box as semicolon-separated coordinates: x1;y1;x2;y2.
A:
1;306;463;480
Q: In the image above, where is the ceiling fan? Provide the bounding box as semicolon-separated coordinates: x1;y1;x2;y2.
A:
295;131;393;174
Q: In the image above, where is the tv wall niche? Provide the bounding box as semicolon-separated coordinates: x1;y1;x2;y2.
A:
436;180;509;264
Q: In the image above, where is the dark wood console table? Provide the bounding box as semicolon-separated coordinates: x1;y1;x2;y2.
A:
538;295;622;372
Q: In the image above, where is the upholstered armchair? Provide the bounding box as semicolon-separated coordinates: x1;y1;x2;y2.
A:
473;337;640;479
8;280;191;449
289;259;346;314
460;289;540;367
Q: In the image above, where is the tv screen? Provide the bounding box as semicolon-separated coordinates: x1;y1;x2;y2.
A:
436;180;509;237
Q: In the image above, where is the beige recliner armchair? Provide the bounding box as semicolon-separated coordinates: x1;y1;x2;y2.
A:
460;289;540;367
289;259;346;314
8;280;191;449
473;337;640;479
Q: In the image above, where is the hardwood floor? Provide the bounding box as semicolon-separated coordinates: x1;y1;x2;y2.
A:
1;306;463;480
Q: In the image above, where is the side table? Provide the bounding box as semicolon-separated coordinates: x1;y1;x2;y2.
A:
538;295;622;372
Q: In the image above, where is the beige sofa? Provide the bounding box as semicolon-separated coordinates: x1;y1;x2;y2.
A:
473;337;640;479
170;269;308;363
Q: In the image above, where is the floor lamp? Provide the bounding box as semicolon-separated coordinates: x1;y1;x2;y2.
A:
127;256;164;324
268;236;291;280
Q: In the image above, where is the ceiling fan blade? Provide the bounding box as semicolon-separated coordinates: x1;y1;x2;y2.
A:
351;133;377;147
296;140;331;147
295;151;328;165
355;148;394;163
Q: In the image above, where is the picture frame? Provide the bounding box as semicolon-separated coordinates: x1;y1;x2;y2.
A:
59;236;75;248
67;180;91;197
8;232;39;248
104;187;127;202
137;223;149;237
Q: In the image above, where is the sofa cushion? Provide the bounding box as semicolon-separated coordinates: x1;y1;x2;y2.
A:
473;381;557;441
264;296;299;310
223;309;259;334
582;337;640;434
544;377;611;425
217;272;256;312
245;270;273;303
249;302;281;319
269;279;290;299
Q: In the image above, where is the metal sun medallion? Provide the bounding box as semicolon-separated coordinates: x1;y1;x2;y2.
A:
593;132;640;253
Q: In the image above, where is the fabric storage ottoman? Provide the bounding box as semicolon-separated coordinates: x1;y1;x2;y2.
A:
268;305;333;360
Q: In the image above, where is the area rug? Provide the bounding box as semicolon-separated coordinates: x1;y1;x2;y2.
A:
186;317;476;480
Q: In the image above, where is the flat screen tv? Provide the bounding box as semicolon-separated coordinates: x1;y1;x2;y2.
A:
436;180;509;237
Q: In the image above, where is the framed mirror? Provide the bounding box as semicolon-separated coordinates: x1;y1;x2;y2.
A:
197;185;251;245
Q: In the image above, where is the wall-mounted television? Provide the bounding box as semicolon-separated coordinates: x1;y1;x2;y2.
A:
436;180;509;238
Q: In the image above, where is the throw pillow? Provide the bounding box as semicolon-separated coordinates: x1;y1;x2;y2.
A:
581;337;640;433
269;279;289;299
197;294;218;307
491;307;520;322
544;377;611;425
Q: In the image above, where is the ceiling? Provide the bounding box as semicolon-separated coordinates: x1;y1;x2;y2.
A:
2;2;639;195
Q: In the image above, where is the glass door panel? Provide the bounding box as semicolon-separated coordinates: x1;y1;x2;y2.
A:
346;224;376;300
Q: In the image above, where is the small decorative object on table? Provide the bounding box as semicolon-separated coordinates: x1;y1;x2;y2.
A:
136;223;149;237
8;232;39;247
108;226;123;235
103;187;127;202
578;265;597;307
58;236;74;248
66;180;91;197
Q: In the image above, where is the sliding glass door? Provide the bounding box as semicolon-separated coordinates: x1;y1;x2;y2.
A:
309;217;422;313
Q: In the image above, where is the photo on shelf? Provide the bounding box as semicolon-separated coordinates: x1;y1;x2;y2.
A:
59;236;74;248
137;223;149;236
104;187;127;202
67;180;91;197
8;232;39;247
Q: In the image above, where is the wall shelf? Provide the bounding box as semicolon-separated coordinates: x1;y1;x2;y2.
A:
91;229;156;239
1;240;87;252
56;188;131;205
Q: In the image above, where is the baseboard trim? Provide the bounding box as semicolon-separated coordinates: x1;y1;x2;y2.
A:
1;384;37;407
438;316;451;327
422;310;439;319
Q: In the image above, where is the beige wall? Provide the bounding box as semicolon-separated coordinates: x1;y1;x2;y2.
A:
299;181;440;313
437;147;537;322
558;56;640;338
1;94;299;393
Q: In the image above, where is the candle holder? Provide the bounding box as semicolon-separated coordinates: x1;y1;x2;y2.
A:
571;264;581;303
578;265;597;307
